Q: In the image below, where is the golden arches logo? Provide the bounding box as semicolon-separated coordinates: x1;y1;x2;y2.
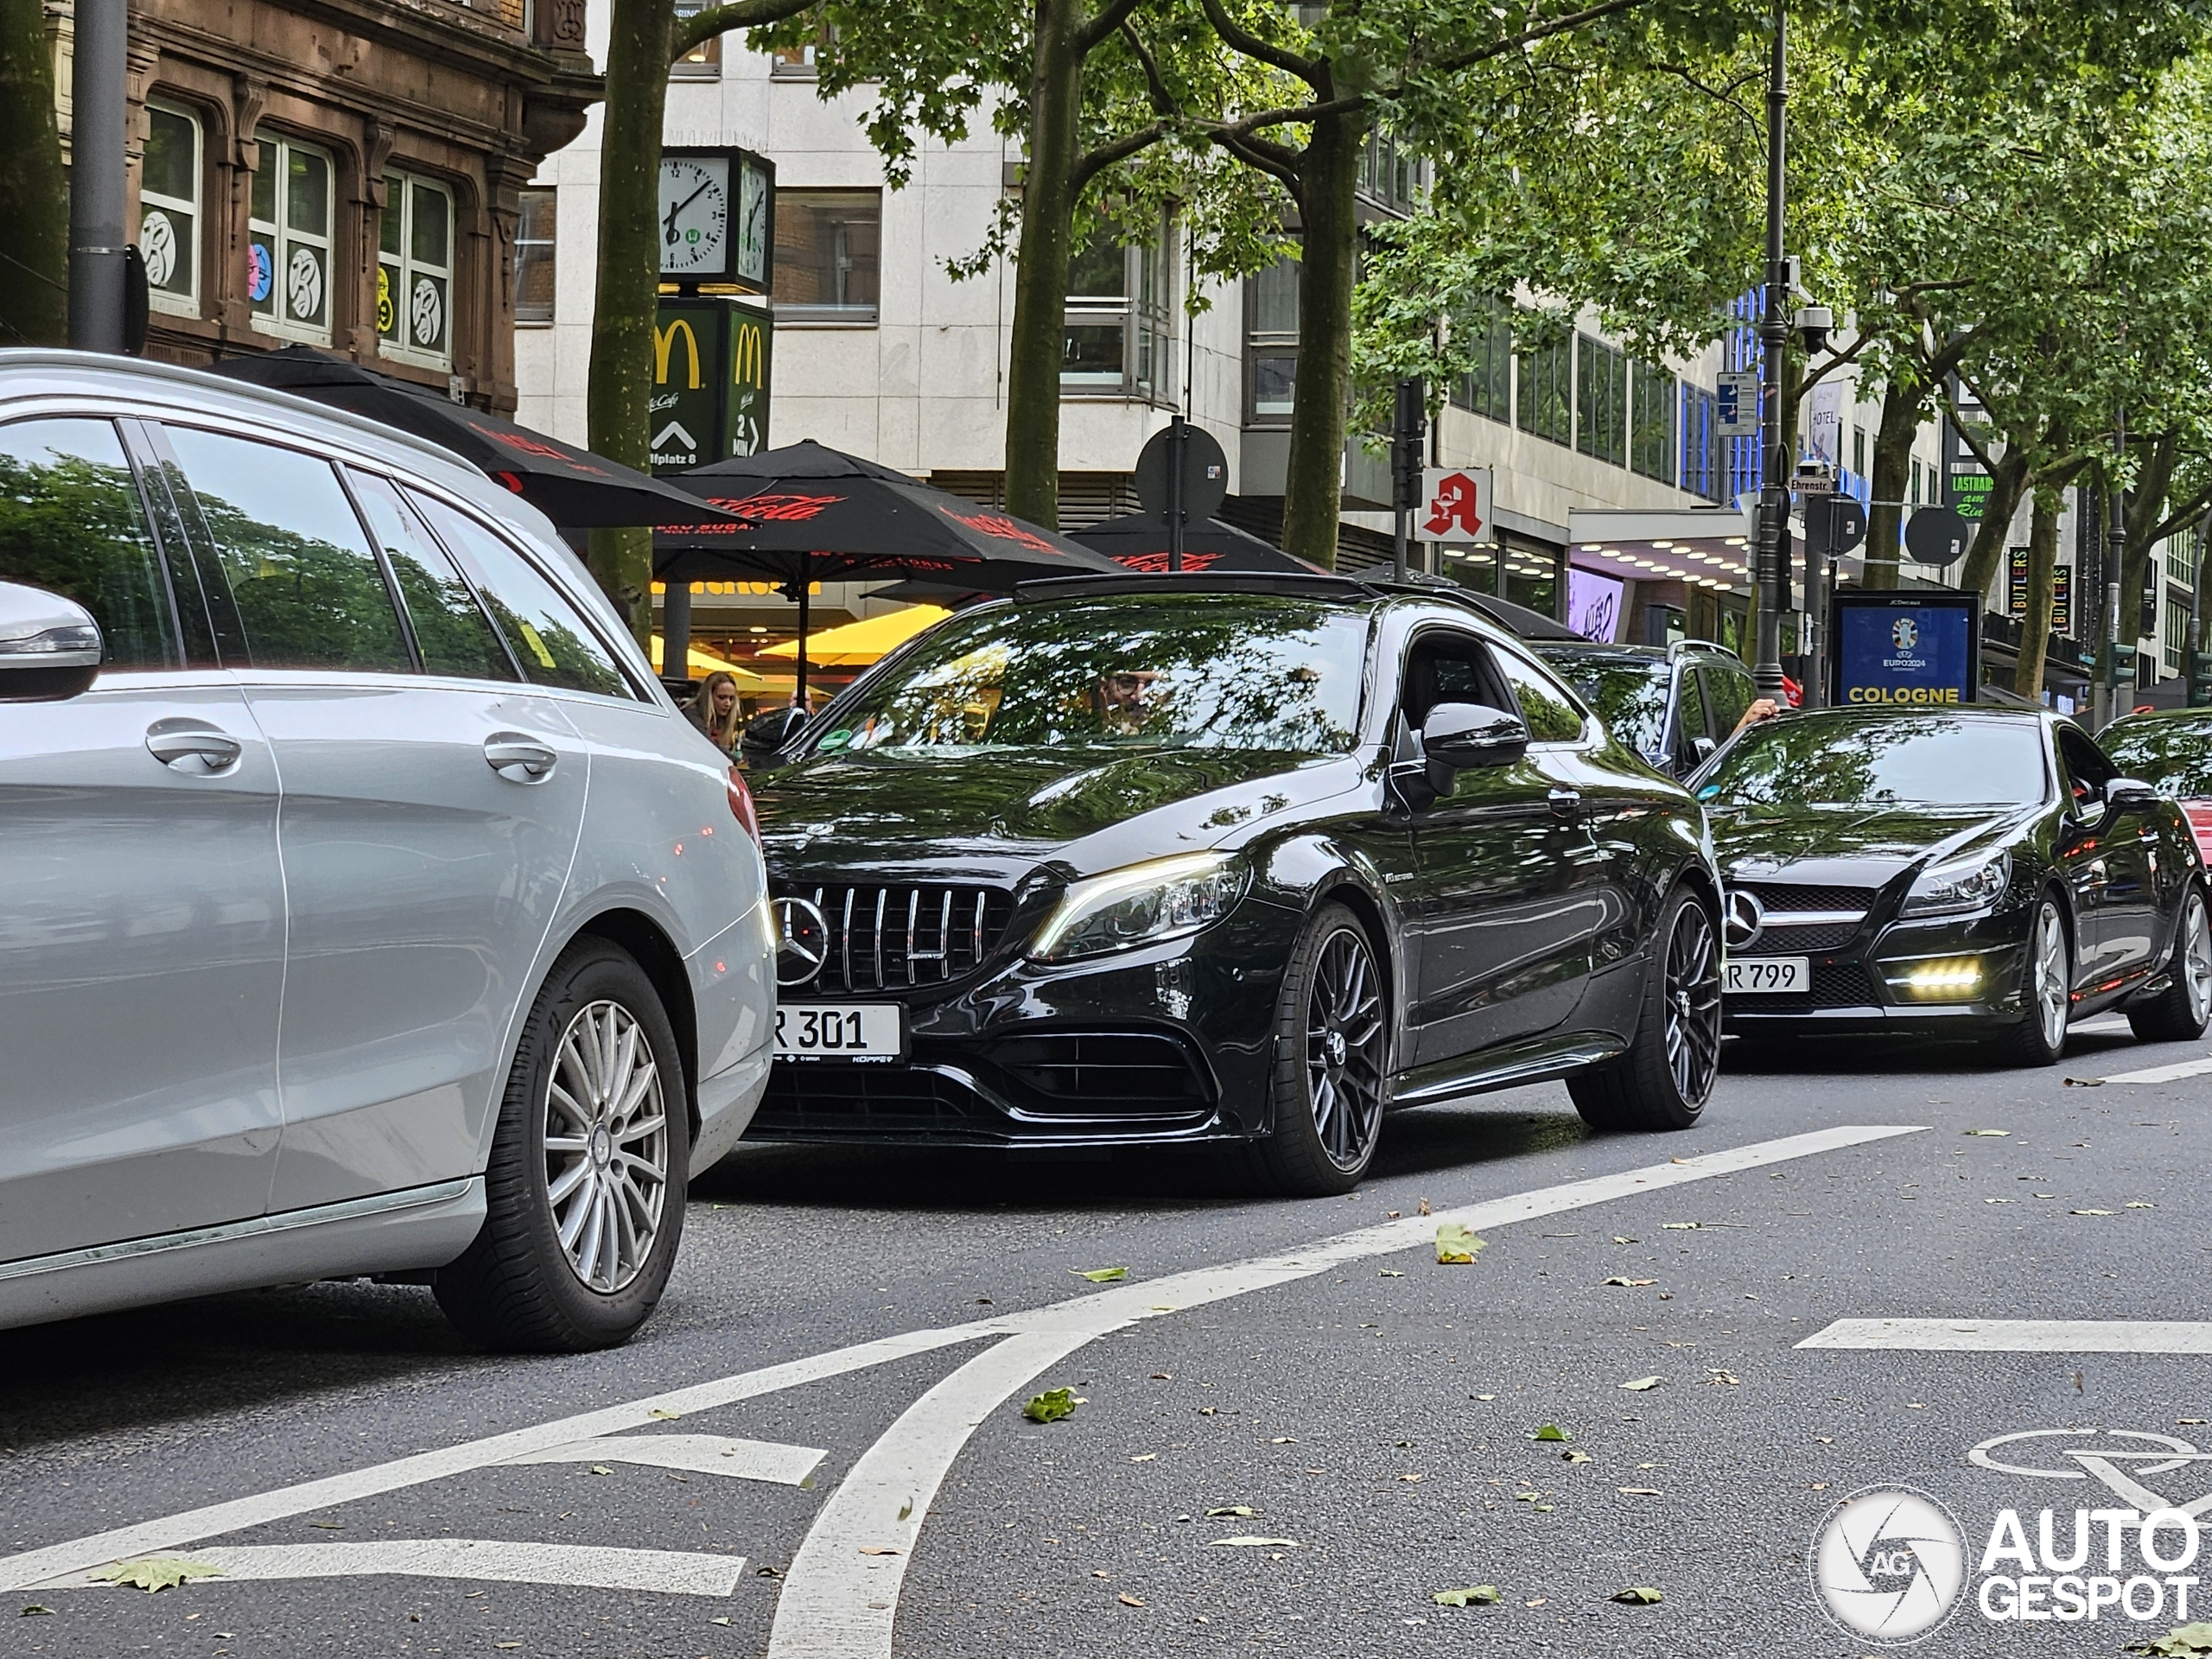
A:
733;321;764;385
654;319;702;389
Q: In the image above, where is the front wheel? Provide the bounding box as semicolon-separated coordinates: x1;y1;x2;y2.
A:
1984;895;2071;1067
2128;885;2212;1043
1568;883;1721;1132
1248;904;1389;1197
435;938;690;1351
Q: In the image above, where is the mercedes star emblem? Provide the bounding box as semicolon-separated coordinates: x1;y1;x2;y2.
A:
772;896;829;988
1723;889;1765;952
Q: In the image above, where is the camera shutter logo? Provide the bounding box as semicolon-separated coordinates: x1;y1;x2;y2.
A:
772;897;829;988
1810;1485;1966;1643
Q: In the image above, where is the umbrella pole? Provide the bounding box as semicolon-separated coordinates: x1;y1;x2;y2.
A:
786;574;810;712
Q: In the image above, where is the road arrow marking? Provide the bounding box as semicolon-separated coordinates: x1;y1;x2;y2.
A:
1799;1319;2212;1353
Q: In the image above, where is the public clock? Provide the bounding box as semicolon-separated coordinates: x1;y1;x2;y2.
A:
736;155;772;289
658;153;731;280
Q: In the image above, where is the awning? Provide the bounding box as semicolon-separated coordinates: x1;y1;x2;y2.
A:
1564;505;1780;595
649;635;764;681
758;605;950;666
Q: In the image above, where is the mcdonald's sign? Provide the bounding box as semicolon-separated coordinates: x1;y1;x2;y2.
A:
651;296;773;474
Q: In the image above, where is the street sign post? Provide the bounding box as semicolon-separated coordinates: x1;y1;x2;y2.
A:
1904;505;1972;571
1135;418;1229;570
1419;467;1492;547
1715;370;1759;438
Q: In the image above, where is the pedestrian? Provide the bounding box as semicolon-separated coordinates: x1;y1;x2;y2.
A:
688;671;744;753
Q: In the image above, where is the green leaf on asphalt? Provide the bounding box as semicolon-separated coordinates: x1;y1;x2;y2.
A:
1611;1586;1665;1604
1205;1506;1259;1517
1619;1376;1664;1391
1024;1389;1077;1423
1963;1128;2012;1136
2131;1622;2212;1656
1432;1585;1501;1606
306;1520;342;1529
20;1605;54;1616
897;1500;912;1520
96;1559;224;1592
1379;1269;1405;1277
588;1465;613;1476
1434;1224;1485;1264
1532;1424;1570;1442
649;1408;682;1421
1071;1267;1128;1282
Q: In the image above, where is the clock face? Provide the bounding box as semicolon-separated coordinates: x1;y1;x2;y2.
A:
737;159;770;288
658;156;730;277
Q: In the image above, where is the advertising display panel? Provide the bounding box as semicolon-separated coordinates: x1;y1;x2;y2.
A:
1832;590;1980;707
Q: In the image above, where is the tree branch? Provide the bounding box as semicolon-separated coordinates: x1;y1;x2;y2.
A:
1196;0;1319;85
1077;0;1144;54
670;0;814;63
1072;120;1173;188
1213;130;1304;207
1120;17;1176;118
1796;331;1870;397
1425;0;1656;76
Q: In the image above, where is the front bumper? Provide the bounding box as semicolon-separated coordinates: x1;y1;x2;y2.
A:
746;899;1300;1148
1723;907;2031;1036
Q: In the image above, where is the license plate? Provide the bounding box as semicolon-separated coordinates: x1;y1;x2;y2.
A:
1725;957;1808;995
774;1002;905;1061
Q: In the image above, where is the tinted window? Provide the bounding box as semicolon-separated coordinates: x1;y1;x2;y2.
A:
1495;648;1586;743
1702;662;1753;734
1700;716;2046;808
1403;632;1507;728
2056;726;2118;810
1676;666;1709;749
166;427;410;671
0;417;176;667
1541;653;1668;753
349;473;516;682
408;493;632;698
815;594;1369;754
2100;715;2212;798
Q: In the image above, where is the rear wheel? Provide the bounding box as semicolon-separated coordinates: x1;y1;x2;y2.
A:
2128;885;2212;1043
1249;905;1388;1197
1568;884;1721;1132
1984;895;2070;1067
435;939;689;1351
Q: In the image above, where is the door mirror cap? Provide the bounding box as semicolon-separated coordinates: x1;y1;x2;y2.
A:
1421;701;1529;779
0;581;102;702
741;704;810;762
2105;777;2161;815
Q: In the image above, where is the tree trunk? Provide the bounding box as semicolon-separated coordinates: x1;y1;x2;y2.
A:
1001;0;1084;531
2012;482;2060;700
1861;377;1922;591
1281;109;1361;572
0;0;67;345
1955;442;2029;607
586;0;677;644
2119;429;2178;650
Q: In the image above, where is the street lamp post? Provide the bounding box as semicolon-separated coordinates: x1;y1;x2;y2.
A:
67;0;129;353
1752;0;1791;701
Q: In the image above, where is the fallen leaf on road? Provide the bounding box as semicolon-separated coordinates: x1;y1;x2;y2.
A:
1387;1211;1402;1219
1707;1370;1741;1386
649;1408;681;1421
1619;1376;1663;1392
588;1465;613;1476
1612;1236;1637;1244
1473;1394;1497;1402
1397;1473;1424;1482
1118;1592;1146;1607
306;1520;342;1529
1431;1586;1501;1606
898;1500;913;1520
1092;1569;1110;1579
1435;1224;1485;1264
1618;1487;1663;1497
857;1546;899;1556
20;1605;54;1616
1379;1269;1405;1278
1151;1372;1172;1380
2128;1622;2212;1656
1418;1198;1433;1216
1206;1537;1298;1548
1130;1454;1157;1463
1604;1277;1657;1287
1963;1128;2014;1135
96;1560;222;1593
2063;1077;2103;1088
1523;1597;1548;1608
2128;1201;2157;1209
1271;1437;1297;1445
1024;1389;1077;1423
495;1644;522;1651
1514;1491;1544;1503
1563;1449;1593;1464
1669;1157;1694;1165
1206;1506;1259;1517
2183;1420;2209;1427
1984;1198;2017;1205
1661;1222;1700;1230
1611;1586;1665;1604
1532;1425;1571;1442
2073;1209;2117;1217
1198;1407;1217;1415
1071;1267;1128;1282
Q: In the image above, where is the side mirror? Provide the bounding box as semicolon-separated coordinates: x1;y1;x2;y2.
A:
741;704;809;762
0;581;102;702
1690;734;1718;764
2106;777;2160;816
1421;701;1529;789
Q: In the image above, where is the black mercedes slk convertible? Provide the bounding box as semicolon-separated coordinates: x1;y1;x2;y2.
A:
743;574;1725;1194
1692;706;2211;1063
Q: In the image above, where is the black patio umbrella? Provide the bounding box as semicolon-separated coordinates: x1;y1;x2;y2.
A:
1071;512;1325;575
654;440;1122;706
205;346;723;530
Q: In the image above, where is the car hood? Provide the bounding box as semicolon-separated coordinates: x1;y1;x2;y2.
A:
1707;803;2034;887
752;744;1360;878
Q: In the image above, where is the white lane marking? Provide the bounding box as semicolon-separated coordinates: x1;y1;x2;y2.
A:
766;1122;1924;1659
3;1123;1920;1606
1799;1319;2212;1353
0;1325;982;1593
41;1541;747;1597
2099;1054;2212;1084
505;1433;825;1485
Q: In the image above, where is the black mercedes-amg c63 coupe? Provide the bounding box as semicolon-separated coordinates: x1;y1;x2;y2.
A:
744;574;1726;1194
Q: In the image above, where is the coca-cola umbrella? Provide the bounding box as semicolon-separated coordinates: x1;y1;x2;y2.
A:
1071;512;1326;575
206;345;725;530
655;440;1122;706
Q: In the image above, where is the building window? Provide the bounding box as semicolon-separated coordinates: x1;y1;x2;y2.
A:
1447;296;1510;423
671;1;720;77
1911;459;1923;505
514;188;556;325
249;137;334;345
1575;335;1625;467
772;190;880;321
772;37;822;74
1853;423;1866;479
1630;362;1676;484
1517;327;1572;448
140;102;201;315
380;172;454;369
1681;385;1719;502
1062;222;1172;398
1245;251;1299;421
2166;531;2195;587
1357;130;1422;214
2167;594;2190;673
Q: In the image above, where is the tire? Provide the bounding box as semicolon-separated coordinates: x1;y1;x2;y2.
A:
2128;884;2212;1043
435;938;690;1351
1983;893;2071;1068
1568;883;1721;1133
1247;904;1389;1197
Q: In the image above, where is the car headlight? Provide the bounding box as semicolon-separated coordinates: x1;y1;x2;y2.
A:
1029;852;1248;963
1901;850;2012;917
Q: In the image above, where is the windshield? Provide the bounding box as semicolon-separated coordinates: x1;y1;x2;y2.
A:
1541;653;1670;754
1699;716;2048;809
2100;716;2212;798
806;594;1371;757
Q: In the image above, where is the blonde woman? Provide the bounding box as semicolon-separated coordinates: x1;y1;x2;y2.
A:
687;671;744;753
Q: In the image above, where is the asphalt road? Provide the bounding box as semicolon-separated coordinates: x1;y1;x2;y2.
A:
6;1018;2210;1659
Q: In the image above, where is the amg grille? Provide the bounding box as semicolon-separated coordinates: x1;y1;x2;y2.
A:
782;883;1015;994
1744;881;1878;913
1756;919;1861;953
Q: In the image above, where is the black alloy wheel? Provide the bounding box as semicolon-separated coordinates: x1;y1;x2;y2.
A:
1249;903;1388;1196
1569;884;1722;1132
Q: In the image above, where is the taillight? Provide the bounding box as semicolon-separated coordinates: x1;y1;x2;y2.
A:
727;765;761;847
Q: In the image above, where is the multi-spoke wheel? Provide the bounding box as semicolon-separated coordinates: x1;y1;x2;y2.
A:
1250;904;1391;1195
1985;895;2072;1067
2129;884;2212;1043
1569;883;1722;1132
436;940;690;1351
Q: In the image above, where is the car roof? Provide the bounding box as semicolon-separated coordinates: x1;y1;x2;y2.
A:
1013;569;1581;639
2107;707;2212;728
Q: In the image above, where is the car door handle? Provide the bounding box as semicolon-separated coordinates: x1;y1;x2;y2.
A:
145;721;243;773
484;733;558;782
1548;786;1582;817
